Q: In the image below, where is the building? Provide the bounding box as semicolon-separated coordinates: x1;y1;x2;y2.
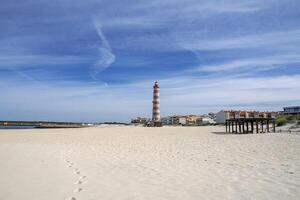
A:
162;115;187;126
186;115;202;126
151;81;162;127
216;111;230;124
162;115;215;126
283;106;300;115
208;112;216;120
216;110;277;124
131;117;149;125
161;117;169;125
196;118;203;125
201;117;216;125
152;81;160;122
135;81;163;127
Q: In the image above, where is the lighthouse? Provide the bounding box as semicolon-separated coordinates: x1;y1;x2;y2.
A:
152;81;162;126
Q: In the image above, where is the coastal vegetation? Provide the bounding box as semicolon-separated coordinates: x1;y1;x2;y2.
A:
276;115;300;127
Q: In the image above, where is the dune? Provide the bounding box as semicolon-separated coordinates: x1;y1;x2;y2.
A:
0;126;299;200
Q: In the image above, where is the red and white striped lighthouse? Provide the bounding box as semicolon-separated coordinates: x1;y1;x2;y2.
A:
152;81;160;122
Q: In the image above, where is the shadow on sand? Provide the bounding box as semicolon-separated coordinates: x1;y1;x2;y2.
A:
211;131;249;135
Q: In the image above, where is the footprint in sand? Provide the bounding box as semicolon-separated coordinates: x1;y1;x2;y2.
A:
65;197;76;200
73;168;80;173
65;159;73;167
74;171;80;175
285;171;294;174
64;159;86;199
75;180;82;185
73;188;83;193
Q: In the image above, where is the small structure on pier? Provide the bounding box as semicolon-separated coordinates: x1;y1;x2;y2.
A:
225;118;276;134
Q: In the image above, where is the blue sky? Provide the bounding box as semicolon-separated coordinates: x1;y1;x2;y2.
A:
1;0;300;122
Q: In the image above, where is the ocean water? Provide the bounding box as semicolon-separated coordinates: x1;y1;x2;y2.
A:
0;126;35;129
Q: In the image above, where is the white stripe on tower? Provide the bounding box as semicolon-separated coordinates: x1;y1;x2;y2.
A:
152;81;160;122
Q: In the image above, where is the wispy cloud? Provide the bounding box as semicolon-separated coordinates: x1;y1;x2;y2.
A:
98;0;263;29
210;1;263;13
193;54;300;72
90;22;116;80
0;0;300;121
0;54;90;69
159;75;300;115
176;29;300;51
133;0;264;16
1;74;299;121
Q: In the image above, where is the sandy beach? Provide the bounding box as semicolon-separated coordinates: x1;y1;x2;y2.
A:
0;126;299;200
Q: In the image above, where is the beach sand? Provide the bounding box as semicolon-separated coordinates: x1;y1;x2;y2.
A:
0;126;299;200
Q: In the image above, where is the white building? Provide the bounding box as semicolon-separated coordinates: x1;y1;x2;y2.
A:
216;110;230;124
201;117;216;125
161;116;187;125
215;110;277;124
283;106;300;115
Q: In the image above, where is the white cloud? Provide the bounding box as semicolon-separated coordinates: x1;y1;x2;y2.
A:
1;74;299;121
177;29;300;51
98;0;263;29
0;54;90;69
99;16;161;28
133;0;264;15
193;54;300;72
159;75;300;115
0;0;299;121
90;22;116;79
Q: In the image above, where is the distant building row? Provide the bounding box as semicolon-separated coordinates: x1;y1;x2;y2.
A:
215;110;277;124
132;106;300;126
131;115;216;126
161;115;215;126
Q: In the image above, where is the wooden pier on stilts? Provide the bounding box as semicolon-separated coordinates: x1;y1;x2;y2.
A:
225;118;276;134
